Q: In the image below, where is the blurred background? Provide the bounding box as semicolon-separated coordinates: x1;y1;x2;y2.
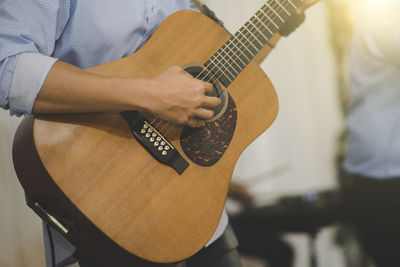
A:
0;0;396;266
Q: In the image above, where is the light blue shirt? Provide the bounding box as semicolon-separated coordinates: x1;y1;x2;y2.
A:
0;0;228;265
343;1;400;179
0;0;197;115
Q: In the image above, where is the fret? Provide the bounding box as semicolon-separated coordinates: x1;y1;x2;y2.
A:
276;0;291;16
223;41;248;68
265;2;285;23
292;0;304;7
217;48;242;75
231;37;254;61
205;58;225;81
281;0;297;13
248;18;271;41
253;13;274;36
212;71;231;87
287;0;297;9
271;0;292;21
207;45;245;87
207;55;233;81
242;23;265;47
232;37;255;61
217;46;244;77
259;7;279;29
236;29;261;55
227;38;251;63
203;0;304;87
206;60;233;86
261;5;284;32
212;53;237;81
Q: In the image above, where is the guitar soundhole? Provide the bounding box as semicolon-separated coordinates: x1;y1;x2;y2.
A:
184;65;227;122
180;94;237;167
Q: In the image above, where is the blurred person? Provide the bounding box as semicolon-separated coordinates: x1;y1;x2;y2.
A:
341;1;400;266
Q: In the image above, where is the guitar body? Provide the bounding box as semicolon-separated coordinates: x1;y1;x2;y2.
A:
13;10;278;266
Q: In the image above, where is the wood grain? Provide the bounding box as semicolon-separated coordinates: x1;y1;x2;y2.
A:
18;10;278;263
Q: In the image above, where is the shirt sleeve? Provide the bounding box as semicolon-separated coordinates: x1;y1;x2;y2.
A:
186;0;200;11
0;0;70;116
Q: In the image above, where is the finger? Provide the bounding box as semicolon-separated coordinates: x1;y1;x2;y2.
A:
201;81;213;93
203;96;221;108
182;70;193;78
169;65;183;73
192;108;214;120
186;118;205;128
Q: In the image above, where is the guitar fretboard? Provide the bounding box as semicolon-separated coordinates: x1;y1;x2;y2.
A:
204;0;303;87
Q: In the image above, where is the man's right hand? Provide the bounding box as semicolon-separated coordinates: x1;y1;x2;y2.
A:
140;66;221;128
34;62;221;128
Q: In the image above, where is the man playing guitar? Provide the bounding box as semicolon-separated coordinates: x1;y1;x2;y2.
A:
0;0;317;266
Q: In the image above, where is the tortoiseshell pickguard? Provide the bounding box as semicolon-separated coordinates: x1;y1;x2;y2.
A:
180;94;237;167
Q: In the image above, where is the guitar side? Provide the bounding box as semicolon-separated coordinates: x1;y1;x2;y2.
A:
13;10;278;265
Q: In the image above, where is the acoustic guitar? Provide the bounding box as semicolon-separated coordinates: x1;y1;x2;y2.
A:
12;0;314;266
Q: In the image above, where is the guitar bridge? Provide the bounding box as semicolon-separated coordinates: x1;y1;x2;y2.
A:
121;111;189;174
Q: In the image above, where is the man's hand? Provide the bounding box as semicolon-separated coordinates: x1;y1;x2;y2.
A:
140;66;221;128
34;62;220;128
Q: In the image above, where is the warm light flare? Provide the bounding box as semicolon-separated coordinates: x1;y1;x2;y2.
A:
366;0;392;5
344;0;399;25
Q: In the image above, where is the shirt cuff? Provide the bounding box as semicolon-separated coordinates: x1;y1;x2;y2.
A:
9;53;57;116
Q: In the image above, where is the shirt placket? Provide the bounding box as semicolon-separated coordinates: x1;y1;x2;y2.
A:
145;0;160;27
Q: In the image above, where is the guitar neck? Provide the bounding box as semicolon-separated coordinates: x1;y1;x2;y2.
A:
205;0;304;87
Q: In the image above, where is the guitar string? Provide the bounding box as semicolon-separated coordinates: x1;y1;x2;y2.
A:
148;5;277;131
195;0;298;86
154;0;287;134
150;0;298;137
203;0;298;84
193;0;293;91
152;0;293;132
158;0;293;130
156;2;279;133
159;0;296;137
158;0;299;137
149;0;289;131
199;0;302;89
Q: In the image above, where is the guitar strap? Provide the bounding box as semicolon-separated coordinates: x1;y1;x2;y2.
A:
192;0;306;37
192;0;227;29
